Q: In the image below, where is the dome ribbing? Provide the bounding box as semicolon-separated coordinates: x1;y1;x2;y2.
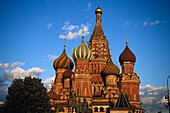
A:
53;47;74;70
72;36;92;61
119;43;136;64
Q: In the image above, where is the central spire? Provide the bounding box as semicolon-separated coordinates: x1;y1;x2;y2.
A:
90;4;105;39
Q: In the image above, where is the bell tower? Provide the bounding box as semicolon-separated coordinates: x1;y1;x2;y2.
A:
87;5;111;96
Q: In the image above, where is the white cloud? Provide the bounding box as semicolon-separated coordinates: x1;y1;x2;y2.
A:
123;21;131;27
59;22;91;40
0;84;9;101
47;55;58;61
47;22;56;29
44;76;55;91
84;2;91;11
47;23;53;29
61;21;79;31
150;20;160;26
44;76;55;84
64;21;69;25
143;18;168;27
62;24;79;31
140;84;168;113
0;63;9;69
0;62;44;83
143;21;147;26
157;96;167;104
11;61;25;68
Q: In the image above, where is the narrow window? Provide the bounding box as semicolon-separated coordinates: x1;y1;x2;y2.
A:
93;86;95;94
77;88;79;96
98;86;100;92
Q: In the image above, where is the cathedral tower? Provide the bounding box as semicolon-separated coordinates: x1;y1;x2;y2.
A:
119;36;141;108
72;33;93;102
87;5;111;96
53;42;74;95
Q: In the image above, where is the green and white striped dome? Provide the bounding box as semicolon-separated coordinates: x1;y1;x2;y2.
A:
72;36;92;61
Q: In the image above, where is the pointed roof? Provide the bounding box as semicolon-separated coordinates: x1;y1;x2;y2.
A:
47;89;58;99
114;91;131;109
90;5;105;40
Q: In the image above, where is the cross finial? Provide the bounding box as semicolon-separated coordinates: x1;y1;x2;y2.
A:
126;34;128;46
82;29;84;37
64;38;66;49
98;0;100;7
82;29;84;42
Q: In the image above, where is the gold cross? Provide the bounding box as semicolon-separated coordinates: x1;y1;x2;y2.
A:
82;29;84;36
126;34;128;45
64;38;66;48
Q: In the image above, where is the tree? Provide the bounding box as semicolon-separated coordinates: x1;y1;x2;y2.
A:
3;76;51;113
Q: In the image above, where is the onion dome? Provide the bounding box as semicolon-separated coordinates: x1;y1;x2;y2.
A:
62;68;73;79
53;45;74;70
47;89;58;99
72;35;92;61
95;4;103;14
119;41;136;64
102;59;120;75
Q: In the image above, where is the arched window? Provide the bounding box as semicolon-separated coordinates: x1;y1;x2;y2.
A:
100;107;104;112
97;86;100;92
59;107;64;112
94;69;96;74
85;88;87;96
77;88;79;96
134;94;136;100
93;86;95;94
109;78;111;83
94;107;98;112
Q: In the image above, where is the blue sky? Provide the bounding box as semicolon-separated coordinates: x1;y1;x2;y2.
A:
0;0;170;112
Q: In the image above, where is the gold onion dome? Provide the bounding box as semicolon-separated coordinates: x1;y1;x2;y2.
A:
72;35;92;61
95;6;103;14
119;42;136;64
102;59;120;75
47;89;58;99
53;46;74;70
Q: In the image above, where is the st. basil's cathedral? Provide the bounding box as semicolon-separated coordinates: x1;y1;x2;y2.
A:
47;4;144;113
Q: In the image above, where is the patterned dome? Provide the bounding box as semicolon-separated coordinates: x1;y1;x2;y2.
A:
119;43;136;64
62;68;73;79
47;89;58;99
53;47;74;70
72;36;92;61
102;59;120;75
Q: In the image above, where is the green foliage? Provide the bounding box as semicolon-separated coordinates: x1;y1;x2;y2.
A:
3;76;51;113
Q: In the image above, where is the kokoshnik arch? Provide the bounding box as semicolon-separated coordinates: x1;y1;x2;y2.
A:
47;4;144;113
